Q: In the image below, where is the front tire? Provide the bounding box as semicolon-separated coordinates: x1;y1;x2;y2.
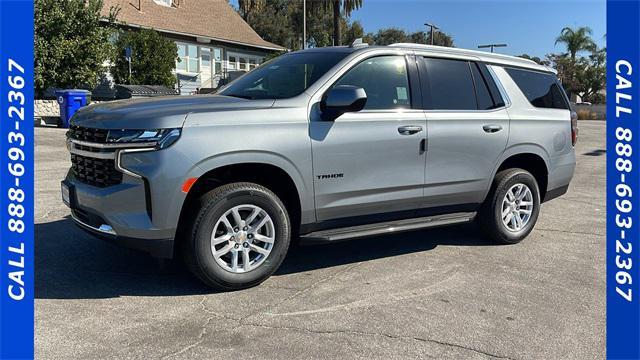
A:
478;168;541;244
184;182;291;290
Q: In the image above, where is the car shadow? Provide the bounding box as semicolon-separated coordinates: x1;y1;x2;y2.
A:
35;216;496;300
583;149;606;156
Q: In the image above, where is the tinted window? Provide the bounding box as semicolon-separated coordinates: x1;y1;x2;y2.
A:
334;56;411;110
423;58;476;110
219;51;349;99
479;64;505;108
505;68;569;109
470;63;494;110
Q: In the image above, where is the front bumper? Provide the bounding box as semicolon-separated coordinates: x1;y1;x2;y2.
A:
62;135;200;258
63;177;176;258
70;204;174;258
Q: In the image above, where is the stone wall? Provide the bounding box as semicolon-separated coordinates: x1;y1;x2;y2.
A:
34;99;105;126
35;99;60;118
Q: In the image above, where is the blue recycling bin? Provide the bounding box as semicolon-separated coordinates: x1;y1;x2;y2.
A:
56;89;91;128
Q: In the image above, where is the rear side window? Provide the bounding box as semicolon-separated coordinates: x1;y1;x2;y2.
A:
422;57;476;110
421;58;505;110
470;63;494;110
471;63;505;110
505;68;569;109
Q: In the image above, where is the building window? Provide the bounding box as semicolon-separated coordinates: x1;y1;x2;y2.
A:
176;43;199;73
188;45;198;72
201;48;211;68
227;52;263;73
228;56;237;71
177;44;187;71
214;48;222;74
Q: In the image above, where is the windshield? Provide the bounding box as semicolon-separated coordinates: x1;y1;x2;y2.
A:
218;52;349;99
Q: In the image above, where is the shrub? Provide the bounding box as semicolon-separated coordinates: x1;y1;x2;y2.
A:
111;29;178;87
34;0;118;97
577;109;604;120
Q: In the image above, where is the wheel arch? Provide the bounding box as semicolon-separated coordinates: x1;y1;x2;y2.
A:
490;145;550;201
176;158;308;252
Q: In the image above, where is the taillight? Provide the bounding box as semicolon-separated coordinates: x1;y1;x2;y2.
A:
570;111;578;146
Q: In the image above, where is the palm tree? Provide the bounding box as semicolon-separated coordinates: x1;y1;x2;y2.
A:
314;0;363;46
555;26;596;60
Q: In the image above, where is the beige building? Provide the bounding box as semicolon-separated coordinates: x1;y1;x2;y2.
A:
101;0;284;94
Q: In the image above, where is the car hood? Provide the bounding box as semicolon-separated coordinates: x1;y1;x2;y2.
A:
70;95;275;129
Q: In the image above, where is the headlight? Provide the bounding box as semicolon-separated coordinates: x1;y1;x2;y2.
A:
106;128;181;150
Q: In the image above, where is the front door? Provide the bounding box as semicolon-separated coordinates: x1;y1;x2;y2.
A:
310;55;427;221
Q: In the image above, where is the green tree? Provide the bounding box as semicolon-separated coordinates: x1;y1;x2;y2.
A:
552;26;599;101
344;20;365;45
241;0;362;50
555;26;596;60
364;28;454;47
371;27;408;45
517;54;550;66
242;0;299;49
410;30;454;47
313;0;363;46
111;29;178;87
579;46;606;103
34;0;118;96
238;0;265;21
427;31;454;47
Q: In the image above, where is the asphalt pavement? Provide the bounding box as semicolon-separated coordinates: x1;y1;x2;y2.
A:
35;121;605;359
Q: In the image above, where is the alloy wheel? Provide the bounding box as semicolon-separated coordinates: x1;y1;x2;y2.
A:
501;183;534;232
210;204;275;273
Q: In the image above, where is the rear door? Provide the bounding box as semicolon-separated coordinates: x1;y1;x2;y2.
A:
310;55;427;221
418;57;510;207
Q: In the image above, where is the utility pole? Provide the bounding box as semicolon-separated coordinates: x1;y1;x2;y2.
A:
303;0;306;49
478;43;507;53
425;22;439;45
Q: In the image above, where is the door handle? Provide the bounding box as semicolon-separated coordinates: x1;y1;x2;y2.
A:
398;125;423;135
482;124;503;133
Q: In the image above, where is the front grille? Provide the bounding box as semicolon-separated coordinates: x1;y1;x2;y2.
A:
68;125;123;188
68;125;109;143
71;153;122;187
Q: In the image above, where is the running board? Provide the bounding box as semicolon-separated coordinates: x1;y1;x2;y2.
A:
300;212;476;244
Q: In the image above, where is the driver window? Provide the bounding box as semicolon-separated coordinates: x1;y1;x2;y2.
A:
333;56;411;110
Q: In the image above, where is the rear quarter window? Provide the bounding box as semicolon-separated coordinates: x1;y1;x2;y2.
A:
505;67;569;110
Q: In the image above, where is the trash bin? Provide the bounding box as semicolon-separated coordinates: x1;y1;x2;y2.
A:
56;89;91;128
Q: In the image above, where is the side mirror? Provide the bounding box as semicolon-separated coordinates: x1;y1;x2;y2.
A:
321;85;367;121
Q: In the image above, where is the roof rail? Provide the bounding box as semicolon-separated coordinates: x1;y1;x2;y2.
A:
389;43;539;66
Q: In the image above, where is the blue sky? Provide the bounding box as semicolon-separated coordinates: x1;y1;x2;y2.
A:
230;0;606;58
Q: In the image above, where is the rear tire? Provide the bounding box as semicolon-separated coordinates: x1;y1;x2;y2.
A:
478;168;540;244
184;182;291;290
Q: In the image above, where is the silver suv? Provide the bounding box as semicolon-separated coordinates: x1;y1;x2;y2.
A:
62;42;577;290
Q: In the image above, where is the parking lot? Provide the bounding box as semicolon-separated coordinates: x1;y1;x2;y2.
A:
35;120;605;359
